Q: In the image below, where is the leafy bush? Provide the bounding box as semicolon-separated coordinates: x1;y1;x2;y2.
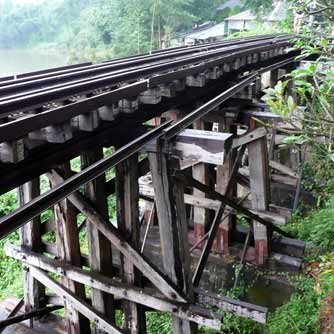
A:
268;276;320;334
286;205;334;251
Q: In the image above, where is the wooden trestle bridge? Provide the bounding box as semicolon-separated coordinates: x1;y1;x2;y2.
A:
0;34;306;333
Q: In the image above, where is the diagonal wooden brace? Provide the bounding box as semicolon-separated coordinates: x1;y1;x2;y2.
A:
5;244;221;330
173;171;292;238
192;145;247;286
47;171;186;303
29;266;125;334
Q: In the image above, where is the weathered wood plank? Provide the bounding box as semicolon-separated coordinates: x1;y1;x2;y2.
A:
18;179;45;321
175;128;233;165
81;149;116;331
50;163;91;334
195;288;267;324
116;154;146;334
192;146;246;286
139;184;287;225
192;120;212;250
232;127;267;149
269;160;298;179
29;266;124;334
248;136;270;265
216;119;237;253
5;244;220;330
173;171;291;238
47;171;186;303
239;167;298;187
149;150;196;334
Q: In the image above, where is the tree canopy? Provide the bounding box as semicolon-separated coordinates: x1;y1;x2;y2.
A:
0;0;277;60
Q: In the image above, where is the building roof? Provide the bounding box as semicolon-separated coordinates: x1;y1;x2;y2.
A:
175;22;216;38
224;10;256;21
185;22;226;41
217;0;241;11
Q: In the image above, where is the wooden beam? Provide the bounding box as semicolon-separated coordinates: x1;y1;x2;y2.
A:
216;118;237;253
195;288;267;324
105;157;149;196
5;244;220;330
18;179;45;323
269;161;298;178
239;167;297;187
29;266;125;334
192;146;246;286
81;149;116;329
116;154;146;333
173;171;291;238
0;299;24;334
149;151;196;334
47;171;186;303
50;163;91;334
248;135;270;265
175;129;233;165
140;184;287;225
232;127;267;149
0;305;62;330
192;120;212;252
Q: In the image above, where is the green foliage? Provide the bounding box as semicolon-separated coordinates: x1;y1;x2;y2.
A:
285;205;334;250
0;0;224;61
146;313;172;334
0;190;17;217
242;0;273;15
267;276;320;334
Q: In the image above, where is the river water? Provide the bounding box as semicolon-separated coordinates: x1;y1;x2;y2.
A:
0;48;68;77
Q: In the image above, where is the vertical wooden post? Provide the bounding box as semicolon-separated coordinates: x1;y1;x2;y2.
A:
81;149;115;333
116;154;146;334
52;163;91;334
192;119;211;248
149;146;196;334
18;179;45;321
215;118;237;254
248;136;270;265
270;69;279;88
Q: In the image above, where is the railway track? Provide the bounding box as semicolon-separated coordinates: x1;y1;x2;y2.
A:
0;35;289;103
0;34;298;189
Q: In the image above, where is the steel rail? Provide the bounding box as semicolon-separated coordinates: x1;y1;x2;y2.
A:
0;40;290;114
0;36;290;98
163;74;258;140
0;56;298;144
136;34;287;56
0;36;289;101
0;34;284;89
0;81;148;143
0;121;171;240
162;56;298;140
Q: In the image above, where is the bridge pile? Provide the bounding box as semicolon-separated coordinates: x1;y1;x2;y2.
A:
0;35;305;333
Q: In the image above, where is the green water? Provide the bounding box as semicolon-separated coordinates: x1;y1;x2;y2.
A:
0;48;67;77
244;277;294;310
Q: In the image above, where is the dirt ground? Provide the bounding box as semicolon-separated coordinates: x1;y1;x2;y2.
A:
319;293;334;334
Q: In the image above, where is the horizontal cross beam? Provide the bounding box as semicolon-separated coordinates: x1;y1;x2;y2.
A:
5;244;221;330
0;122;171;240
174;171;292;238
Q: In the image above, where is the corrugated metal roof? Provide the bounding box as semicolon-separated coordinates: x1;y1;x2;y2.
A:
185;22;226;41
175;22;216;38
224;10;256;21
